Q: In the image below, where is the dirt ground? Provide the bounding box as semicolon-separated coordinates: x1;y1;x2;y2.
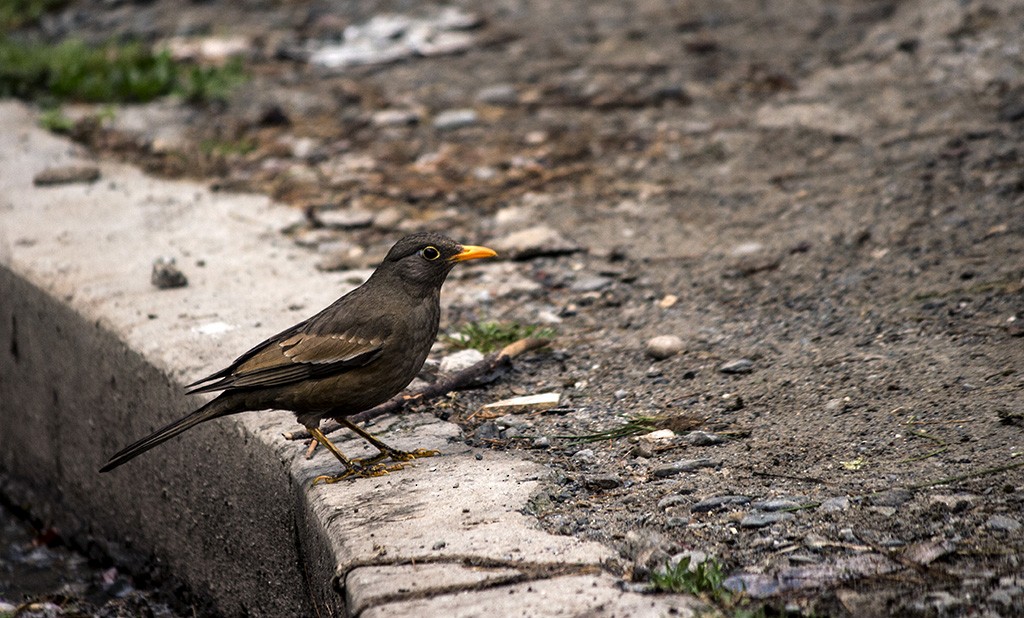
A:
13;0;1024;615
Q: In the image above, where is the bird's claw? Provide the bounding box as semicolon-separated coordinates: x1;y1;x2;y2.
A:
311;462;408;485
386;447;440;462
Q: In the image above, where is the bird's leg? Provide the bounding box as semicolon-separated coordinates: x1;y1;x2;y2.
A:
339;418;440;463
307;426;394;484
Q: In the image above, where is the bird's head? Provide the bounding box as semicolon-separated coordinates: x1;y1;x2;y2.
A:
378;232;497;293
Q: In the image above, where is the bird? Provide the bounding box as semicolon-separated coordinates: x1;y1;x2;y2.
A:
100;232;497;482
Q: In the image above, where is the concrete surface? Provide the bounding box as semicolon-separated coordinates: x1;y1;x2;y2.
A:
0;100;705;616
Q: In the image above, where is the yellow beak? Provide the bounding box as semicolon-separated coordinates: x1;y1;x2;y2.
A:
451;244;498;262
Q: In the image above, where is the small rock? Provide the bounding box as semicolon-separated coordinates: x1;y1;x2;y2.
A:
986;515;1022;532
657;494;691;510
473;422;500;441
490;225;581;260
740;512;794;528
151;256;188;289
719;358;754;374
439;348;485;373
818;497;850;513
584;474;623;490
571;448;597;466
638;429;676;444
482;392;561;413
668;550;710;571
683;431;725;446
372;109;420;127
868;489;913;507
373;207;404;229
433;108;478;131
571;275;613;292
315;207;375;229
33;164;100;186
531;436;550;449
691;495;752;513
651;458;717;478
476;84;518;105
657;294;678;309
928;494;976;512
646;335;684;360
432;540;447;550
903;540;955;566
750;499;801;511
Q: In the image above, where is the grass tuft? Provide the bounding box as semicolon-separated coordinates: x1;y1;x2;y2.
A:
0;37;245;104
446;321;555;353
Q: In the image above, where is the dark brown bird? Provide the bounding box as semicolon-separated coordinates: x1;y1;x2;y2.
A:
100;233;497;481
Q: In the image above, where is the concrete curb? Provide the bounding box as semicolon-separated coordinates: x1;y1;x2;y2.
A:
0;101;706;617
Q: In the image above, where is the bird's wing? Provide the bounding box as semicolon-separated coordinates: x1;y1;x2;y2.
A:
186;324;389;394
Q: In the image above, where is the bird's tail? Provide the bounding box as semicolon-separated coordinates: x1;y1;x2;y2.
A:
99;395;238;473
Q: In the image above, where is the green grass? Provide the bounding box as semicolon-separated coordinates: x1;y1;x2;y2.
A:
651;557;769;618
0;37;246;104
651;555;729;598
446;321;555;353
37;106;72;132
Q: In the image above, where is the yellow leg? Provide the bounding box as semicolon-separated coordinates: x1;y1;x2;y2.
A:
339;418;440;462
307;426;401;485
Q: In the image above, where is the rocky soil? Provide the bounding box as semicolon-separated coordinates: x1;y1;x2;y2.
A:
6;0;1024;615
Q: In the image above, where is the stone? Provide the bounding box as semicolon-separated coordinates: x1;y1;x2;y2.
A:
150;256;188;289
583;474;623;490
33;165;100;186
645;335;684;360
372;109;420;127
315;207;374;229
683;431;725;446
476;84;518;105
740;512;794;528
439;349;485;374
986;515;1022;532
818;497;850;513
570;275;613;292
571;449;597;465
490;226;581;260
719;358;754;374
433;109;478;131
651;459;717;478
690;495;752;513
750;499;801;511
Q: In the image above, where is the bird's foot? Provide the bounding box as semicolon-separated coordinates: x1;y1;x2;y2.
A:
382;447;440;462
311;462;407;485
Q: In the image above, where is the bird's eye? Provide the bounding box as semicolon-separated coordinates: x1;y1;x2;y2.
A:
421;246;441;261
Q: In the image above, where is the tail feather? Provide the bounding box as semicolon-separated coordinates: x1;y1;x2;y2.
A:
100;397;237;472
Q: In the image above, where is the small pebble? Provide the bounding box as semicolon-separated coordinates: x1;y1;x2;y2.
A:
818;497;850;513
531;436;550;449
740;512;793;528
439;349;485;373
151;256;188;289
684;431;726;446
433;108;478;131
646;335;684;360
584;474;623;490
651;458;717;478
719;358;754;374
33;165;100;186
572;449;597;466
986;515;1022;532
690;495;752;513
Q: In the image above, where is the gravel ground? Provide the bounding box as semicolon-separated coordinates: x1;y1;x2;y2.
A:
7;0;1024;615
